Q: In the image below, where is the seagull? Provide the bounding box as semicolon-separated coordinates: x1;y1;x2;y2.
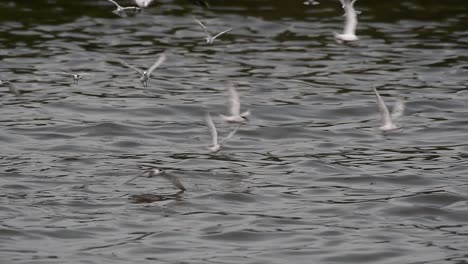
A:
118;53;166;88
373;86;404;131
106;0;141;17
47;71;91;84
206;113;239;153
220;84;250;123
0;80;21;96
125;167;186;191
334;0;359;41
194;18;232;44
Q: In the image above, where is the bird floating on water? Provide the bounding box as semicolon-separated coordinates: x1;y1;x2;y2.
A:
205;112;239;153
106;0;141;17
125;167;186;191
194;18;232;44
118;53;166;88
335;0;359;41
373;86;404;131
0;80;21;96
220;84;250;123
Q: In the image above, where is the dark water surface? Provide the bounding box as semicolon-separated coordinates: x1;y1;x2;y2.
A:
1;0;468;263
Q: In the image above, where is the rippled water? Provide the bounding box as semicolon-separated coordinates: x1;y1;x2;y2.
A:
1;0;468;263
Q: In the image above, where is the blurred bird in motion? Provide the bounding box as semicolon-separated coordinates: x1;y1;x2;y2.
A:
106;0;141;17
125;167;186;191
46;71;92;85
194;18;232;44
205;112;239;153
373;86;404;131
0;80;21;96
118;53;166;88
335;0;359;41
220;83;250;123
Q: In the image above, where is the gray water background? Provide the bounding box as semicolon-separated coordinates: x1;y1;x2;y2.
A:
1;0;468;263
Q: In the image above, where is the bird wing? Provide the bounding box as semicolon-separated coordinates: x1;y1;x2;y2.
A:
118;59;143;75
339;0;346;8
220;125;239;144
147;53;166;77
194;18;210;36
134;0;154;8
373;87;393;127
77;73;94;78
7;83;21;96
47;71;74;77
124;169;150;184
1;81;21;96
160;171;186;191
212;28;232;40
227;84;241;116
205;113;218;146
343;1;358;35
240;110;250;118
121;6;140;11
391;99;405;120
107;0;121;8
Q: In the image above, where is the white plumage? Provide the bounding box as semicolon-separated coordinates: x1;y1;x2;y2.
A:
373;87;404;131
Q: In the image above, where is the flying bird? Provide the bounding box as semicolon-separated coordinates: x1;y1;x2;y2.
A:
335;0;359;41
373;86;404;131
220;84;250;123
118;53;166;88
205;113;239;153
0;80;21;96
125;167;186;191
106;0;141;17
46;71;91;84
194;18;232;44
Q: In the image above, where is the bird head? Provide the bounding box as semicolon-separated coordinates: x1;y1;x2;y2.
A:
148;168;163;177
